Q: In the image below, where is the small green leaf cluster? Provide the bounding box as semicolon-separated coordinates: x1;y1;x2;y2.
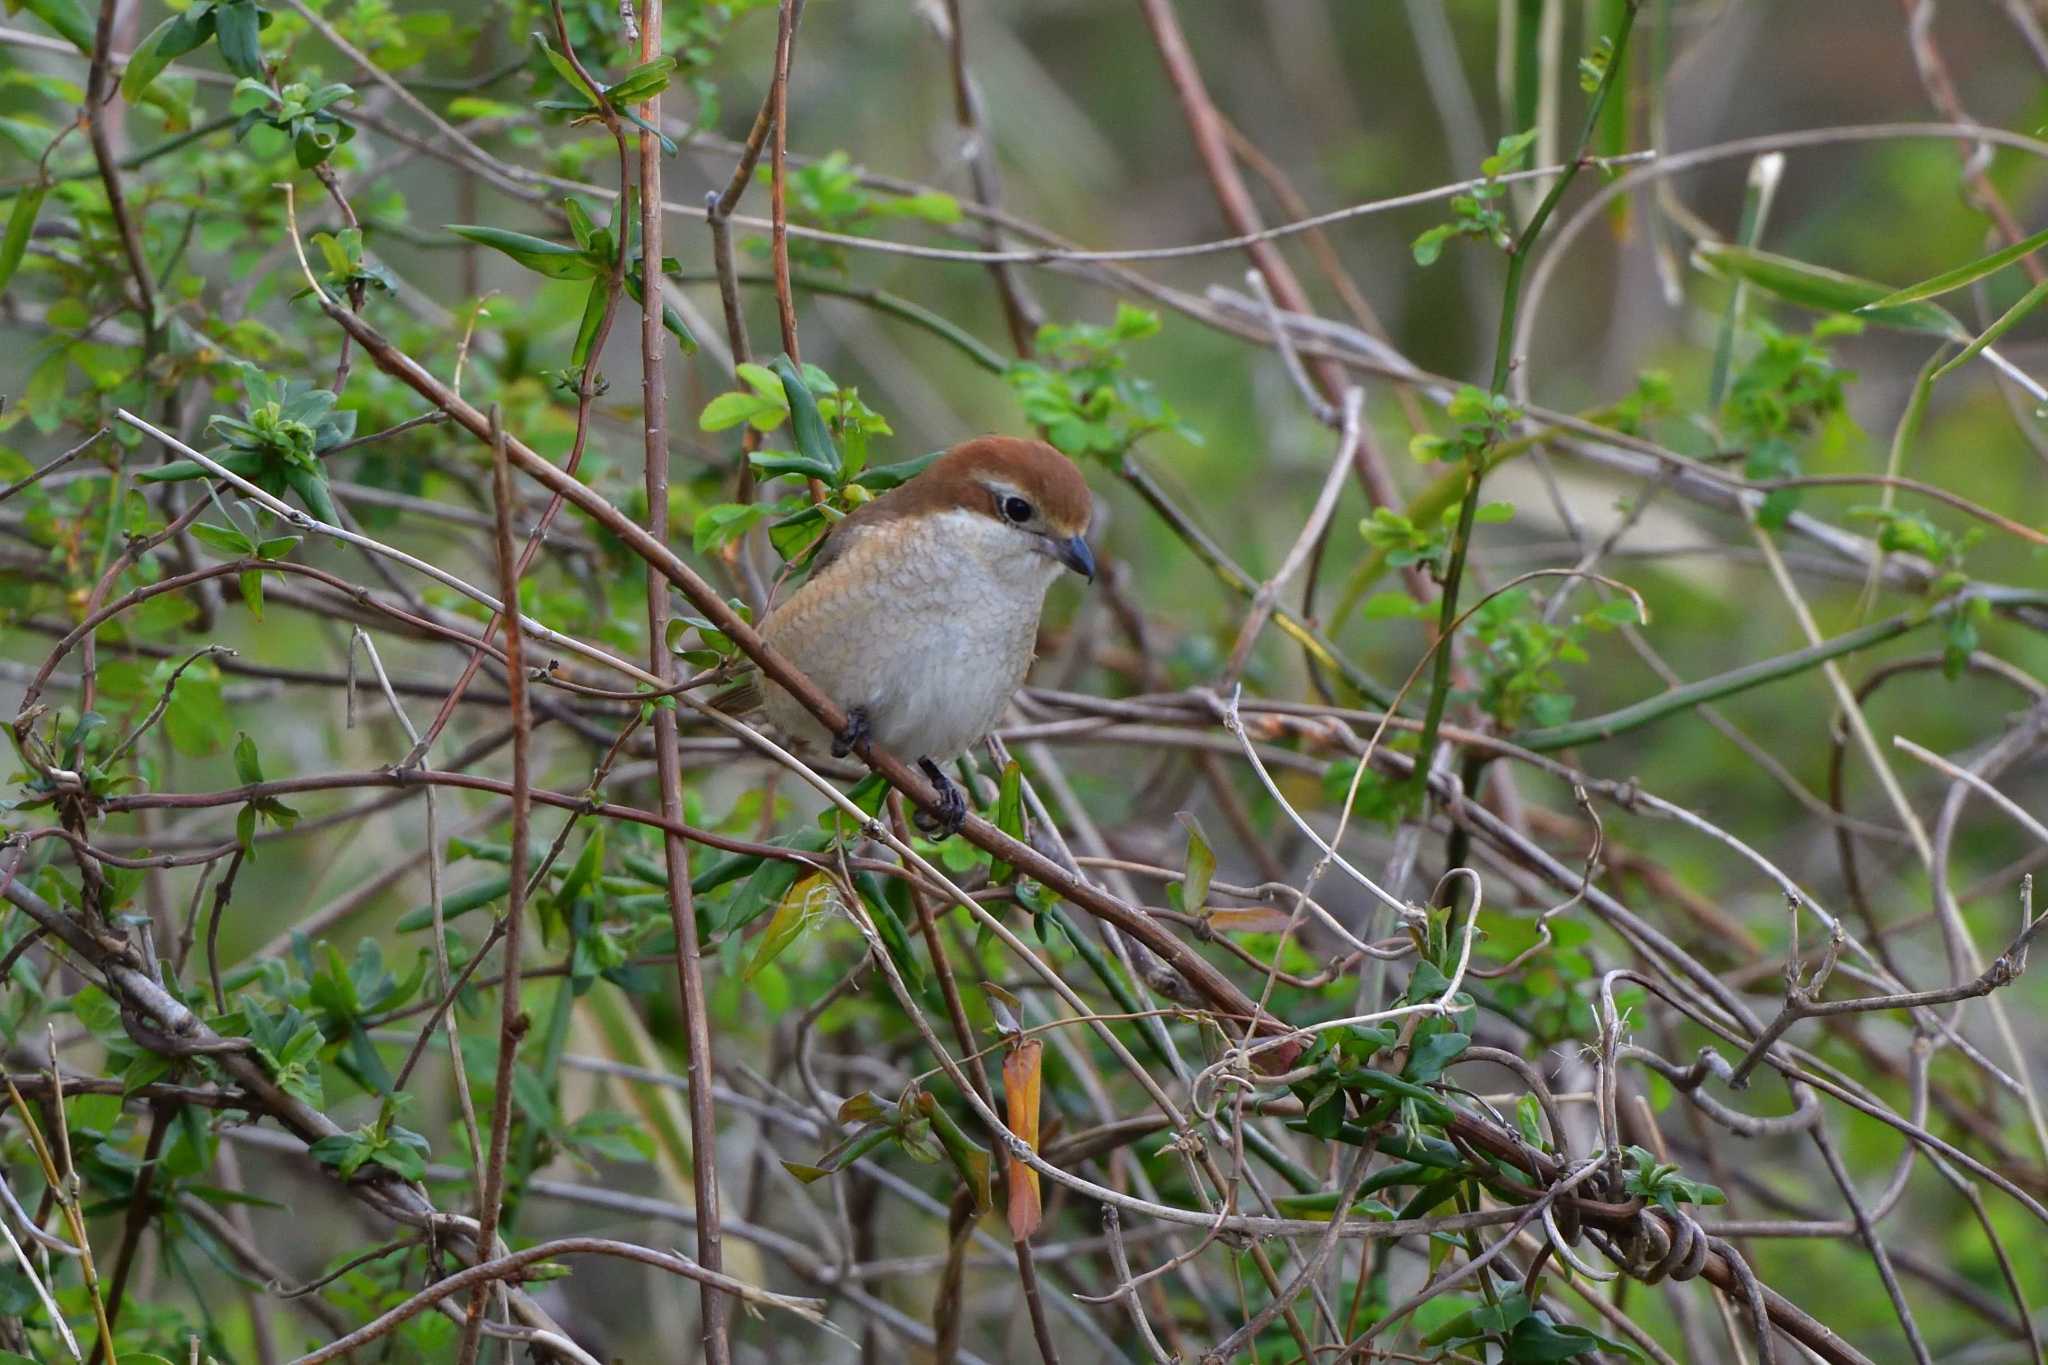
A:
1361;498;1513;581
695;354;937;565
3;711;128;814
1407;383;1521;465
123;0;274;100
1411;128;1538;266
1604;368;1675;436
749;150;961;272
1005;303;1196;459
309;1101;433;1181
532;33;680;151
1462;587;1638;731
397;834;671;1002
139;370;356;523
1724;317;1859;527
1621;1145;1726;1213
188;522;297;620
783;1089;991;1214
1420;1286;1643;1362
229;732;299;853
532;829;651;995
307;226;393;299
230;77;357;170
1852;506;1989;678
674;788;923;1002
1478;914;1607;1046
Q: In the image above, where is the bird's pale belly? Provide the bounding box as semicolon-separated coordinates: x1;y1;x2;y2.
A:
760;590;1042;762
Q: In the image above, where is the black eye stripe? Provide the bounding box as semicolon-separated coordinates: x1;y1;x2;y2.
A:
1001;495;1035;523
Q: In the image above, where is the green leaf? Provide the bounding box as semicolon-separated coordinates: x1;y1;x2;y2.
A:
858;874;925;991
736;362;782;399
1507;1313;1644;1361
1482;127;1539;177
190;522;255;556
0;185;49;296
396;875;510;932
699;390;786;432
767;502;830;564
1693;242;1967;340
857;448;943;491
986;761;1025;884
604;55;676;105
535;33;601;106
569;277;609;369
19;0;94;55
692;500;769;554
1866;223;2048;308
1403;1029;1470;1083
916;1091;991;1213
283;465;339;523
213;0;264;78
1411;222;1457;267
562;196;597;250
123;9;218;103
1176;810;1214;917
745;872;832;979
233;732;263;785
163;659;229;757
770;354;841;484
748;448;839;482
557;828;605;909
620;266;697;352
447;224;600;280
1422;1287;1532;1348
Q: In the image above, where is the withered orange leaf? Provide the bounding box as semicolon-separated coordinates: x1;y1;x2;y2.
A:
1003;1038;1044;1242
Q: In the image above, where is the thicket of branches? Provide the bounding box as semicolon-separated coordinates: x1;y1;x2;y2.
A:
2;0;2046;1360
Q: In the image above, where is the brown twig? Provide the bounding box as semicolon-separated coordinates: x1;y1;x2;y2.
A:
455;407;532;1365
768;0;801;364
638;3;731;1356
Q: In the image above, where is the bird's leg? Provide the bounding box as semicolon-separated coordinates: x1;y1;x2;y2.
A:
831;705;872;759
912;757;967;840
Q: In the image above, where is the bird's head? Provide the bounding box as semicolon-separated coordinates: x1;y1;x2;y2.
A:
902;436;1096;581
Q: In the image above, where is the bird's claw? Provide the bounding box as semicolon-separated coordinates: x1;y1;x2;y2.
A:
913;758;967;841
832;706;871;759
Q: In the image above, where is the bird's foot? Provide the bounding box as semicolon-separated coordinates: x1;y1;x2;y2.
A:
913;758;967;841
831;706;872;759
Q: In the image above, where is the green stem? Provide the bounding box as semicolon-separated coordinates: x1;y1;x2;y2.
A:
1327;407;1620;632
1409;0;1642;794
1510;587;2046;751
2;113;240;192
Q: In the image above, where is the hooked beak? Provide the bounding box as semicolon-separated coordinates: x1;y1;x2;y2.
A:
1044;533;1096;582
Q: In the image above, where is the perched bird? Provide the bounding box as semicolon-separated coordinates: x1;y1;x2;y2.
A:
730;435;1095;837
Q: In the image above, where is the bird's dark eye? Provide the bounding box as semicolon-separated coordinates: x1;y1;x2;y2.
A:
1001;495;1035;524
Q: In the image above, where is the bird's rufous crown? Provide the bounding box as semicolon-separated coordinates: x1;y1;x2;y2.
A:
868;436;1092;536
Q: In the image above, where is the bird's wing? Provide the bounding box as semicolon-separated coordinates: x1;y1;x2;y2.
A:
708;677;764;716
707;486;899;714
